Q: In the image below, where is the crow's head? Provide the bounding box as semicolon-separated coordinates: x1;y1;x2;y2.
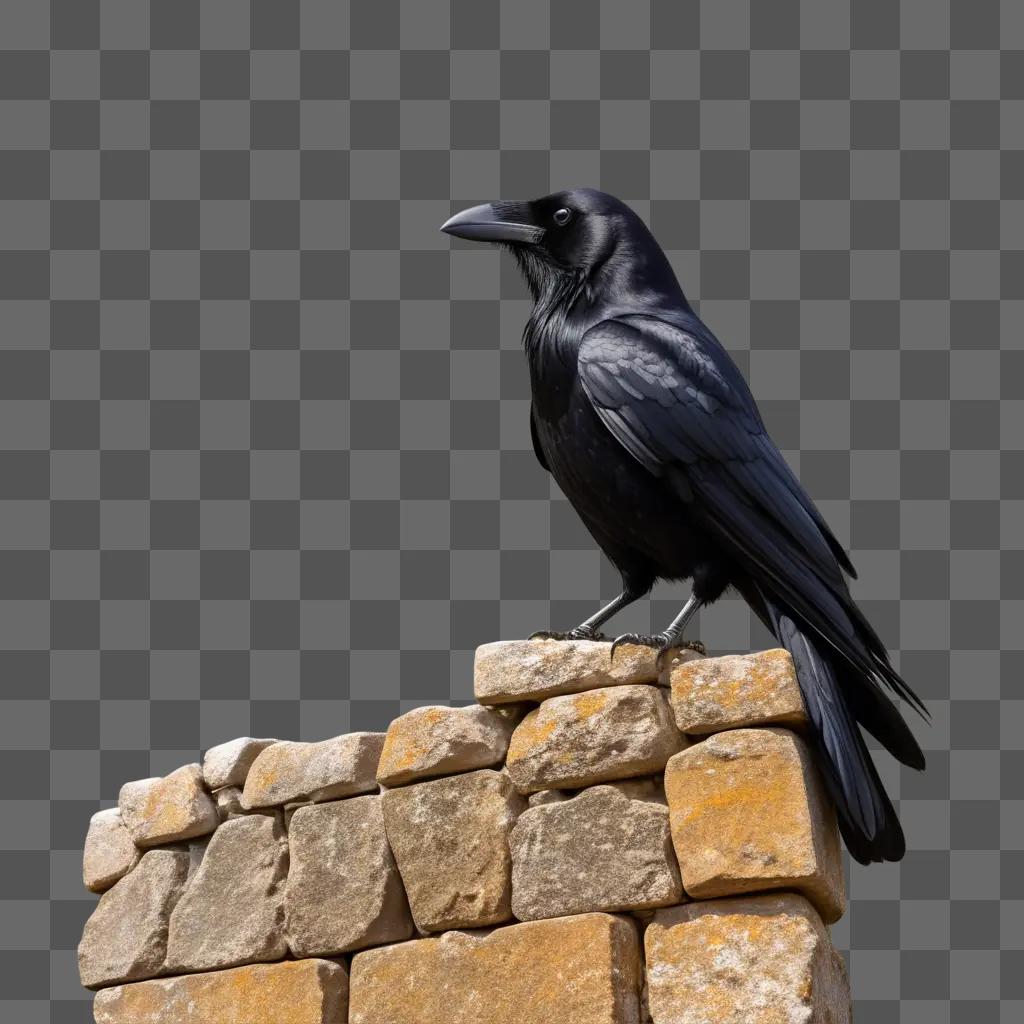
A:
440;188;668;301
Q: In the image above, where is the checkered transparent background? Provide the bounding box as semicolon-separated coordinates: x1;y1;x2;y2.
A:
0;1;1021;1020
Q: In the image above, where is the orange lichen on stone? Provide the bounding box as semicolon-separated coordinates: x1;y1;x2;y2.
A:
348;912;641;1024
571;688;610;720
644;892;851;1024
670;648;809;735
664;726;845;924
93;958;348;1024
505;708;559;759
118;765;219;848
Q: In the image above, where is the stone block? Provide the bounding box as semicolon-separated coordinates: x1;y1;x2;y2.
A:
670;649;808;735
348;912;641;1024
664;726;845;923
164;814;288;973
78;848;189;990
285;795;414;956
474;637;700;704
376;704;519;787
202;736;277;790
510;784;683;920
644;892;851;1023
119;764;219;848
82;807;140;893
505;684;686;794
93;959;349;1024
241;733;386;808
381;768;525;932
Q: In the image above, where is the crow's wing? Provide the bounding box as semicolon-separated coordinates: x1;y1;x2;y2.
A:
529;402;550;472
577;314;927;718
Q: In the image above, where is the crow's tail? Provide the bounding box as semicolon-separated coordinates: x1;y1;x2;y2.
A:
752;586;917;864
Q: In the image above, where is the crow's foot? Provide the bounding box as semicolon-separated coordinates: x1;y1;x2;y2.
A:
610;632;706;671
528;625;608;642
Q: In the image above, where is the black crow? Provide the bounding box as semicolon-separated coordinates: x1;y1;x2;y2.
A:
441;188;928;864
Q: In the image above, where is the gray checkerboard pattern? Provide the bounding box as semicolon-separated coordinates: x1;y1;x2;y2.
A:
0;1;1020;1019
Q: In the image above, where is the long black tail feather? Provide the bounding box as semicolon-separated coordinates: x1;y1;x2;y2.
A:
754;586;918;864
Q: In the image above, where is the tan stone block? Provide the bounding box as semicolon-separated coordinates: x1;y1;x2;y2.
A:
202;736;277;790
241;732;386;808
348;912;642;1024
164;814;288;973
505;684;686;794
78;848;189;989
510;784;683;920
82;807;140;893
381;768;525;932
92;959;349;1024
474;637;701;704
285;795;415;956
118;764;219;848
664;726;845;924
670;648;808;735
376;703;517;786
644;892;851;1024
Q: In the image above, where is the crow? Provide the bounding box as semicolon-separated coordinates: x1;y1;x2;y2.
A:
440;187;928;865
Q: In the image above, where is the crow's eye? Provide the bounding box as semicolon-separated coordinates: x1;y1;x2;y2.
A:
553;207;572;226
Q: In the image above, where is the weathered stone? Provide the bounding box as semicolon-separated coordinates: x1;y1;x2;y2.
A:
214;785;245;819
644;893;851;1024
349;912;642;1024
241;733;386;808
381;768;526;932
505;684;686;794
605;775;668;805
285;795;414;956
93;959;349;1024
376;704;518;786
475;637;701;704
670;648;809;735
164;814;288;973
511;785;683;920
119;764;219;848
664;726;845;924
82;807;140;893
202;736;277;790
78;848;189;989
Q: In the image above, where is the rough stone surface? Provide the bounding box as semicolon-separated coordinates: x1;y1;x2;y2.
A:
475;637;701;704
214;785;245;820
78;848;189;989
510;785;683;920
285;795;415;956
202;736;277;790
119;764;219;848
83;807;140;893
664;726;845;924
644;893;851;1024
93;959;349;1024
376;703;518;786
505;684;686;794
381;768;526;932
241;733;386;808
164;814;288;973
527;788;569;807
349;912;642;1024
670;649;809;735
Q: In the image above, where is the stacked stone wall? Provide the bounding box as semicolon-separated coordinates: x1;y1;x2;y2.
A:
79;640;853;1023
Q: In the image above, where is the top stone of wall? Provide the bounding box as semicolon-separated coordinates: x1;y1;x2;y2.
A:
79;639;849;1024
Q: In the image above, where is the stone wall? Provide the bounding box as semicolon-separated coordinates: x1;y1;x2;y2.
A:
78;640;853;1023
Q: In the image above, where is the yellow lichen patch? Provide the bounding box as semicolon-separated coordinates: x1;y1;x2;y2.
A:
571;689;609;720
505;710;559;762
93;960;348;1024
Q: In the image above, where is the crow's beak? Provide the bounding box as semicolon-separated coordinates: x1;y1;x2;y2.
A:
440;202;545;244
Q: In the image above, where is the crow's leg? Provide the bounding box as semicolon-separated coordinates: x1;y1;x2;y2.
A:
529;586;645;643
609;594;705;670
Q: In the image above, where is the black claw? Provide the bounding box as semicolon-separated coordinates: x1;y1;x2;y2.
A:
609;631;659;664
